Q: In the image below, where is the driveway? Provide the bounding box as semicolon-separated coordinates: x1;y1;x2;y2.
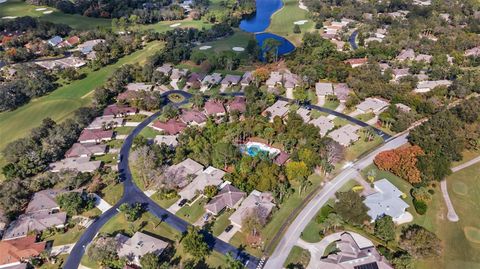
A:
167;201;182;214
92;193;112;213
218;226;240;242
50;243;75;256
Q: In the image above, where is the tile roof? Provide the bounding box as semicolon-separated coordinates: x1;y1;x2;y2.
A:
0;236;45;266
152;119;187;135
65;143;107;158
78;129;113;143
228;96;247;113
179;166;225;200
364;179;410;221
3;211;67;240
204;100;226;115
25;189;64;213
180;109;207;125
229;190;275;228
205;184;246;215
49;157;102;173
103;104;137;117
116;232;169;266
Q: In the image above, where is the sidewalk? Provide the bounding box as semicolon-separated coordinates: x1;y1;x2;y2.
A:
50;243;75;256
92;193;112;213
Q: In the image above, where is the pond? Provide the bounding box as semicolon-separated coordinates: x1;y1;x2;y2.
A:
239;0;295;59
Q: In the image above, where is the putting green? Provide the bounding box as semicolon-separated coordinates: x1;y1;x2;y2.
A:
464;227;480;244
452;181;468;196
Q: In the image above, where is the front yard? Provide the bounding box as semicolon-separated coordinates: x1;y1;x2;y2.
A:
98;182;124;205
176;197;207;223
284;246;311;269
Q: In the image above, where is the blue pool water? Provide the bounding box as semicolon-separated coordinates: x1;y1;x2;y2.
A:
239;0;296;59
239;0;283;33
241;145;270;157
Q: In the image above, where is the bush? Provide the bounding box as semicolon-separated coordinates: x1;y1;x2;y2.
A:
413;199;427;215
315;205;333;224
293;25;301;34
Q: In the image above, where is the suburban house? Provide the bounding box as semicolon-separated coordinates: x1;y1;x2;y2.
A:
319;232;394;269
77;39;105;55
86;116;124;130
364;179;410;223
283;73;301;90
415;80;452;93
47;36;63;46
265;72;283;89
78;129;114;144
202;73;222;87
178;166;226;201
395;103;411;113
103;104;138;117
186;72;205;89
221;74;241;87
49;157;102;173
263;100;289;121
356;97;389;115
333;83;351;102
296;107;311;122
165;158;204;189
396;49;415;61
204;184;246;215
309;116;335;136
204;100;226;117
240;71;253;86
180;110;207;126
415;53;432;63
151;119;187;135
116;232;169;266
328;124;360;147
61;36;80;47
156;63;173;75
170;68;189;82
227;96;247;113
315;82;334;97
274;151;290;166
229;190;275;230
0;236;46;268
391;68;410;81
35;57;86;70
126;83;153;92
154;135;178;147
344;58;367;68
3;189;67;240
65;143;106;158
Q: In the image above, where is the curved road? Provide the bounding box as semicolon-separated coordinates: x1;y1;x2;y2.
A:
64;90;391;269
348;30;359;50
264;133;409;269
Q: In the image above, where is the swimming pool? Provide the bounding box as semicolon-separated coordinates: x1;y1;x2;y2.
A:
242;142;280;157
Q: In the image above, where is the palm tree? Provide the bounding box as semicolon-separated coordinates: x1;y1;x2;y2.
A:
262;38;282;62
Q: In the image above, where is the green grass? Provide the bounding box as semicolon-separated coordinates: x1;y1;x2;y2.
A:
284;246;311;269
266;0;316;46
332;117;350;127
125;114;147;122
415;163;480;269
91;153;118;165
310;109;329;119
98;183;124;205
211;209;234;236
139;18;213;33
106;139;124;149
324;99;340;110
114;126;135;135
150;192;179;208
355;112;376;122
337;179;360;193
0;41;164;172
176;198;207;223
344;132;383;161
139;126;162;139
40;254;68;269
82;207;102;218
323;241;337;257
0;0;111;30
194;30;254;55
43;225;85;246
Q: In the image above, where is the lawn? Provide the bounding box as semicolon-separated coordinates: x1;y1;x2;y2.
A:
43;225;86;246
344;132;383;161
139;18;213;33
284;246;311;269
0;0;111;30
323;99;340;110
355;112;376;122
91;153;118;165
266;0;316;46
150;192;179;208
193;30;254;55
139;126;162;139
0;41;164;174
98;182;124;205
40;254;68;269
415;163;480;269
125;114;147;122
176;198;207;223
211;209;235;236
114;126;135;135
332;116;350;127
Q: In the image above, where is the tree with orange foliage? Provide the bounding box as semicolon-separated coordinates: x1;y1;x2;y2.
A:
253;67;270;87
374;145;424;184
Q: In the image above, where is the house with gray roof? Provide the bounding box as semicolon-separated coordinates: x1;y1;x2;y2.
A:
25;189;64;214
65;143;106;158
171;68;189;81
364;179;410;223
205;184;246;215
391;68;410;81
48;36;63;47
116;232;169;266
49;157;102;173
263;100;289;121
180;109;207;126
178;166;225;201
356;97;389;115
328;124;360;147
315;82;334;97
156;63;173;75
240;71;253;86
283;73;300;90
221;74;241;87
396;49;415;61
296;107;311;122
86;115;124;130
333;83;351;102
415;80;452;93
202;73;222;87
265;72;283;89
309;116;334;136
164;158;204;189
78;39;105;54
126;83;153;92
154;135;178;147
415;54;432;63
229;190;275;230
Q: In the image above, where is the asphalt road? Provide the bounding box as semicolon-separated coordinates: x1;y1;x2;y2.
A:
264;133;409;269
349;30;359;50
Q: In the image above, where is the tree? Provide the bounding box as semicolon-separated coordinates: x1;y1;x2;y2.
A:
87;236;122;267
162;104;180;119
252;68;269;87
293;24;301;34
204;185;218;199
182;226;210;261
225;252;244;269
131;146;164;189
400;225;442;259
140;252;161;269
333;191;370;226
319;213;343;234
374;215;396;242
285;161;310;193
374;145;424;184
119;202;144;222
242;206;268;237
262;38;282;62
56;192;94;216
212;142;240;169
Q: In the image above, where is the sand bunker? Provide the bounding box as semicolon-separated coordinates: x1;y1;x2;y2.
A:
43;10;53;14
294;20;308;25
2;16;18;19
170;23;181;27
36;7;47;11
199;46;212;50
232;47;245;52
464;227;480;244
452;181;468;196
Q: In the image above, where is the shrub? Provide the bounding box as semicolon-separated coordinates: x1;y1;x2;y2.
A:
413;199;427;215
315;205;333;224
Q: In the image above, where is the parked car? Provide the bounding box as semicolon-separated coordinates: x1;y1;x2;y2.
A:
203;213;211;221
178;199;188;207
225;224;233;233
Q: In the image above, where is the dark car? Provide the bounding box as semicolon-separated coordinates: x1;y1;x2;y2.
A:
225;224;234;233
178;199;188;207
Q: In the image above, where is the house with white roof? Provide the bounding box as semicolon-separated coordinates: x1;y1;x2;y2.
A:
296;107;311;122
265;72;283;89
309;116;335;136
356;98;389;115
154;135;178;147
364;179;411;224
229;190;275;230
328;124;360;147
86;116;124;130
315;82;334;97
178;166;226;201
164;158;204;189
263;100;289;121
415;80;452;93
116;232;169;266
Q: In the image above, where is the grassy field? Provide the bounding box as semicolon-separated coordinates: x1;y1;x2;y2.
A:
0;0;111;30
150;192;179;208
266;0;316;46
0;41;164;173
43;225;86;246
139;126;162;139
284;246;311;269
344;132;383;161
211;209;234;236
139;18;213;33
193;30;254;54
98;182;124;205
176;197;207;223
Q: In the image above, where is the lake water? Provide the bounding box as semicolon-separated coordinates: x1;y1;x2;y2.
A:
239;0;295;58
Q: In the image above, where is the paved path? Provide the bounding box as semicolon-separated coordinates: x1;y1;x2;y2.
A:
51;243;75;256
64;91;261;269
264;133;409;269
440;156;480;222
92;194;112;213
